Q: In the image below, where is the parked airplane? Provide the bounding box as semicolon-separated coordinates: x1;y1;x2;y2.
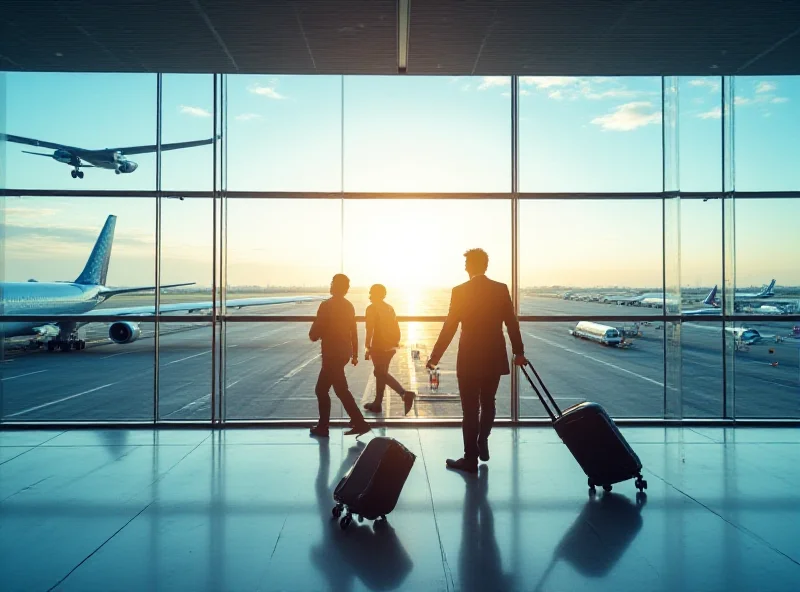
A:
683;286;720;316
1;133;215;179
0;215;321;352
736;279;776;299
606;280;776;308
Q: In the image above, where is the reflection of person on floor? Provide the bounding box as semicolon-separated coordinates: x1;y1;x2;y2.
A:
309;273;371;438
363;284;416;416
458;466;512;592
311;441;413;592
427;249;526;473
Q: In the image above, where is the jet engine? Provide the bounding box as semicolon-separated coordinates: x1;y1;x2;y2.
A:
109;321;141;344
116;160;139;174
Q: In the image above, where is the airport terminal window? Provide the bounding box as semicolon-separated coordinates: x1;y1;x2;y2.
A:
519;76;663;192
519;321;665;418
678;77;722;192
519;199;662;316
3;73;800;423
225;198;341;307
733;76;800;191
342;200;512;316
226;75;343;192
161;74;216;192
3;72;158;191
342;76;511;192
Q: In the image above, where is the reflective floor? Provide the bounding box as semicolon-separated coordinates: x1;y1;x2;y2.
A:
1;426;799;591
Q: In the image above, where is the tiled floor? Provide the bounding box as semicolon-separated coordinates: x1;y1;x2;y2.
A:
1;426;799;591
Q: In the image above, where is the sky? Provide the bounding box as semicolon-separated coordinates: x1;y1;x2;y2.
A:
1;73;799;290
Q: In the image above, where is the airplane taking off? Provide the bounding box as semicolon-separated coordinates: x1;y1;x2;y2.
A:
1;133;215;179
0;215;321;352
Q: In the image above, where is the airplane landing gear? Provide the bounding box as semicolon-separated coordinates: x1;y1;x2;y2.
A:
71;169;84;179
46;337;86;352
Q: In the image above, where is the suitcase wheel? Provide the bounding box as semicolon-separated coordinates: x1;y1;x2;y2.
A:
603;484;613;493
588;486;597;496
340;514;353;530
635;477;648;491
357;515;364;523
332;504;343;519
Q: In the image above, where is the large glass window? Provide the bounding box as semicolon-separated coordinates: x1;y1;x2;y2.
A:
227;75;343;191
342;199;512;315
4;73;157;191
2;73;799;423
519;77;662;192
343;77;511;192
519;199;662;316
734;76;800;191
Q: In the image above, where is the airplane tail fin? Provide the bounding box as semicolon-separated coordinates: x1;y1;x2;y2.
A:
704;285;719;307
763;279;776;295
75;215;116;286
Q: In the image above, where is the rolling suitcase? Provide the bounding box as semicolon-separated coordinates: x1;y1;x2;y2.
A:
521;361;647;495
332;436;416;529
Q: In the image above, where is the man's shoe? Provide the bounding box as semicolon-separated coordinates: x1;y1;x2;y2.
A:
403;391;416;415
363;401;382;413
446;457;478;474
478;438;490;462
310;425;329;438
344;422;371;437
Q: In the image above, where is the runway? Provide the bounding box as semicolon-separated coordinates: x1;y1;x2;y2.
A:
2;296;799;421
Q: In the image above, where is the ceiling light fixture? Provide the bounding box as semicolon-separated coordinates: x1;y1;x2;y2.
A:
397;0;410;73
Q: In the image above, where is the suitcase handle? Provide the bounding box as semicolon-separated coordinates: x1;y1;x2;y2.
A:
520;361;562;421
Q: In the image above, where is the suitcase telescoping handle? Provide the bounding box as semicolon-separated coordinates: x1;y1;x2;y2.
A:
520;361;562;421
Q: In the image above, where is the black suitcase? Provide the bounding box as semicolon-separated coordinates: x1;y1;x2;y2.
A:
332;436;416;529
521;362;647;495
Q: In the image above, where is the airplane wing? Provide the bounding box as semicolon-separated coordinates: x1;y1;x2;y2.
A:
1;133;79;152
81;295;323;317
100;282;195;298
110;138;216;155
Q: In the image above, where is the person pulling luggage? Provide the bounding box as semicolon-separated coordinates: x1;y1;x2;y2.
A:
363;284;416;415
427;249;526;474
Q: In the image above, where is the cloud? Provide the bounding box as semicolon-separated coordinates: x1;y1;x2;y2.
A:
548;90;564;100
5;206;59;219
591;102;661;131
2;222;151;249
734;96;751;106
248;84;285;100
756;81;777;94
585;88;646;100
461;83;471;92
689;79;720;92
235;113;262;122
520;89;531;96
698;106;722;119
520;76;580;89
477;77;510;90
179;105;211;117
771;97;789;104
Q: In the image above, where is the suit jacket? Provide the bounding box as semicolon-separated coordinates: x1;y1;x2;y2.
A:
309;296;358;362
431;275;524;378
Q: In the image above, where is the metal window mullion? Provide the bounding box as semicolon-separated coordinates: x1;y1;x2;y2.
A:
154;73;162;424
211;73;219;425
511;75;520;423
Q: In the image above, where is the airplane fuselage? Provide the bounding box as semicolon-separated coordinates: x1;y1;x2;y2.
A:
0;282;104;338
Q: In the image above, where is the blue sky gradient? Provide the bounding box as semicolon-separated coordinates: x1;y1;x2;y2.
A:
1;73;798;290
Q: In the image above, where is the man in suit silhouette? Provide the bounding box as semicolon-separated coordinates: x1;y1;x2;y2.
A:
427;249;526;473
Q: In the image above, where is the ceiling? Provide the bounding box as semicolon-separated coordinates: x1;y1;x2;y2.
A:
2;0;800;76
